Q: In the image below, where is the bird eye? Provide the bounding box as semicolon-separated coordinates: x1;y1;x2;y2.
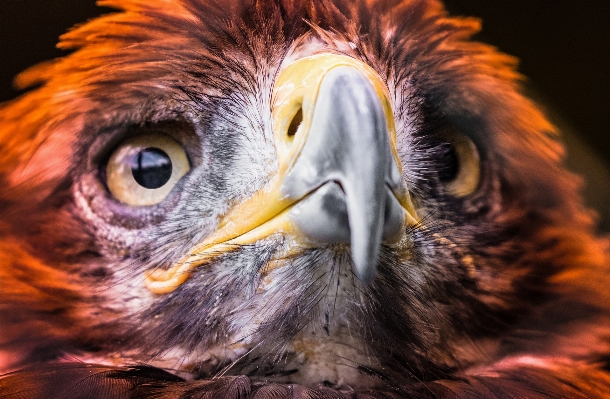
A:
105;134;190;206
438;128;480;197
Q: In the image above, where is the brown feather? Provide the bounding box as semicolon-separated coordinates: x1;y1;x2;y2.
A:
0;0;609;397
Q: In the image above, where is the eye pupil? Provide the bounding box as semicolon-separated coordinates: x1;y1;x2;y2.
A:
131;148;173;189
439;143;459;183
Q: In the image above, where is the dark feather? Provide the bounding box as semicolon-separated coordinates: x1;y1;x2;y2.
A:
3;361;610;398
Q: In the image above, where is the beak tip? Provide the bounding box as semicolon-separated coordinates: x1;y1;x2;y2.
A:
354;265;377;285
352;248;379;285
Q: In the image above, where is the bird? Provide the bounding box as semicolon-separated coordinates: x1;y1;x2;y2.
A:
0;0;609;397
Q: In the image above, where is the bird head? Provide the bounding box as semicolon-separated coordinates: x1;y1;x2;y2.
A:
0;0;609;394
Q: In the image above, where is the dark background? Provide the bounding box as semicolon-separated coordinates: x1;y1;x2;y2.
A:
1;1;609;229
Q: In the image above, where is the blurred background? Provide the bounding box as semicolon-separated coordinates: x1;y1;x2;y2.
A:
0;1;608;230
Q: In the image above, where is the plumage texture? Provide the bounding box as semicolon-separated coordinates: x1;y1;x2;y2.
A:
0;0;609;397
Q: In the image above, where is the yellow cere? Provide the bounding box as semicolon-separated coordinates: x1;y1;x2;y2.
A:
272;53;402;175
144;53;410;295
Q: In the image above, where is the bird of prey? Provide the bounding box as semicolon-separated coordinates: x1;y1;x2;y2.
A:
0;0;609;397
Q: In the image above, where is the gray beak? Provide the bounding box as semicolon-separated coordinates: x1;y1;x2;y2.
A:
284;66;407;283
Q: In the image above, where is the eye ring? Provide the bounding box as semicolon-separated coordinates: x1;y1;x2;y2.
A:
440;129;481;197
106;134;190;206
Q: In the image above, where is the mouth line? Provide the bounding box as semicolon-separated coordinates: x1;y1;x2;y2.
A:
235;180;415;248
142;183;311;294
144;181;410;294
218;179;403;246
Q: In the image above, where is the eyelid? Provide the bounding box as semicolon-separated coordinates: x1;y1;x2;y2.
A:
85;120;201;171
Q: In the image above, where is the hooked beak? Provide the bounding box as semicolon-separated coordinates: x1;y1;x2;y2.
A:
145;54;418;294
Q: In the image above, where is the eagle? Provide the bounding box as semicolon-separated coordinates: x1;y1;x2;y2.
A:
0;0;609;397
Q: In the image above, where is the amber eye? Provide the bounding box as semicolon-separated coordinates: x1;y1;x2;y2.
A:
439;128;480;197
106;134;190;206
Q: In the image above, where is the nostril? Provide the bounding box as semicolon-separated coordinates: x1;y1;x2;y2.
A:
287;108;303;138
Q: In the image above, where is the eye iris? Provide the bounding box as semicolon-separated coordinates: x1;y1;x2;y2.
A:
131;148;173;189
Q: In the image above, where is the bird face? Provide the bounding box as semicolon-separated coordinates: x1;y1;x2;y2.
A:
1;0;609;395
143;54;414;292
71;50;448;388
